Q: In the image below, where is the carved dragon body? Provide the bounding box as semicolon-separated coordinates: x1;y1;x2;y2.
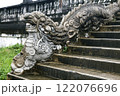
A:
11;2;120;75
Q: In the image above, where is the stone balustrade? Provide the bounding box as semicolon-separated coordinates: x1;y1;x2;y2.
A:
0;0;117;23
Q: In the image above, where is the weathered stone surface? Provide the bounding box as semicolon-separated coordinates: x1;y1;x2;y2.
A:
11;2;120;75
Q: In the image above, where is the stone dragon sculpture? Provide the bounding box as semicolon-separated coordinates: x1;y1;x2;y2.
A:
11;1;120;75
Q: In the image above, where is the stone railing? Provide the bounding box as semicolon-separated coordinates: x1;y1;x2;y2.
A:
93;0;117;5
0;0;118;23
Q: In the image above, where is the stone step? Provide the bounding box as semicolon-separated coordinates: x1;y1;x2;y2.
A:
67;45;120;59
7;72;56;80
115;16;120;20
107;20;120;25
36;62;120;80
7;73;28;80
115;12;120;16
79;38;120;48
91;31;120;39
54;54;120;74
99;25;120;31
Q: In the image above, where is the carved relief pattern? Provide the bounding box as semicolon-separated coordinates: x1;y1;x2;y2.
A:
11;2;120;75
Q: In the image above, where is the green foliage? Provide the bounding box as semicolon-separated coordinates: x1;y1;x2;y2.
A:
0;44;23;80
63;45;68;53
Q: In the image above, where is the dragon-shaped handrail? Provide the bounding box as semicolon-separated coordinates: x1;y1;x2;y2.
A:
11;1;120;75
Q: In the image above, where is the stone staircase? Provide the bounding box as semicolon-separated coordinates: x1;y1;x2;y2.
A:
7;11;120;80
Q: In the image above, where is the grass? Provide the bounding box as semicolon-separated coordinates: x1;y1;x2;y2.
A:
0;44;23;80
